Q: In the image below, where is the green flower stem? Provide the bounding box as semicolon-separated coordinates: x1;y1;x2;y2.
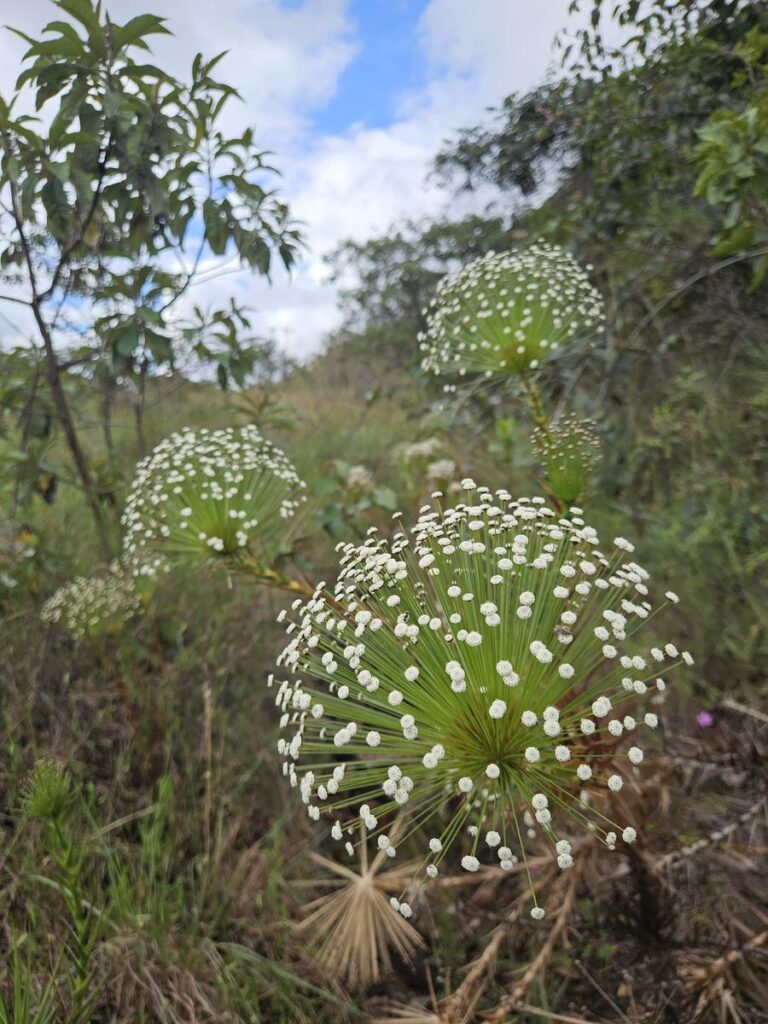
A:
520;373;550;435
234;552;316;600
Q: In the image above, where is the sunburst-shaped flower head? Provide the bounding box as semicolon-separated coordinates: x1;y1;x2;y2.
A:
272;482;690;919
419;244;604;382
121;425;305;571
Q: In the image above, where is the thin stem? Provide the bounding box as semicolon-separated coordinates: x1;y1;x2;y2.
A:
202;677;213;865
521;372;550;435
232;551;317;600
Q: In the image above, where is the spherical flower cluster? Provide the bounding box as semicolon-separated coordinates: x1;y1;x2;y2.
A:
532;416;602;504
41;563;141;640
419;245;605;384
121;425;305;570
398;438;443;463
345;464;374;492
427;458;457;483
272;481;691;919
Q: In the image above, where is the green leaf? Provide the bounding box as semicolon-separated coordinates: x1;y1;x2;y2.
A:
202;197;229;255
114;324;139;356
313;475;339;499
373;487;398;511
53;0;100;34
145;329;172;363
41;176;70;237
27;35;85;60
34;62;79;109
112;14;170;52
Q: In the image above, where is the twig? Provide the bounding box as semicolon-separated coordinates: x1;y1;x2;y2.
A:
513;1004;608;1024
720;699;768;726
439;918;515;1024
655;796;766;870
624;247;768;349
482;857;585;1022
202;678;213;864
573;960;632;1023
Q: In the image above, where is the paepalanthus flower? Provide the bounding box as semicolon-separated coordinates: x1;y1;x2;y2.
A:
272;482;691;919
41;562;141;640
419;244;605;386
532;415;602;504
121;425;305;572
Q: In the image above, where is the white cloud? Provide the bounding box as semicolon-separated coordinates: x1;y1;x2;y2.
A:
255;0;577;359
0;0;357;146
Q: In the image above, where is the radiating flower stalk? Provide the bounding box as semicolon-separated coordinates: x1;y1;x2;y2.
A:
272;483;692;920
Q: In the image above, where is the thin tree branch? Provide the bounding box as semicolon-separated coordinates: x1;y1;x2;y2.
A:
624;246;768;349
0;292;32;307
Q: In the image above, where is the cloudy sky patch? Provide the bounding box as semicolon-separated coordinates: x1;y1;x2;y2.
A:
1;0;576;358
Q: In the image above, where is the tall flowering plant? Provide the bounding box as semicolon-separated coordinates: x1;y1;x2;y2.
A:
419;243;607;505
272;482;691;920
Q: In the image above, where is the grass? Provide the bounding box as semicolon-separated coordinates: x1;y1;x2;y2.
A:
0;346;766;1022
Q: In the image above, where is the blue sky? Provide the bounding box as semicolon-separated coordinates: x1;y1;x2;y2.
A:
311;1;430;134
0;0;578;357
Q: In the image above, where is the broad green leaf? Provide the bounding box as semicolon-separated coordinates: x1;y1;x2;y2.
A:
112;14;170;52
54;0;100;34
114;324;139;356
41;176;70;237
373;487;398;511
202;197;229;254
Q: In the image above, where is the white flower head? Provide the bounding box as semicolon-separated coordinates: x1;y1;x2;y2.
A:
273;492;690;918
420;244;605;379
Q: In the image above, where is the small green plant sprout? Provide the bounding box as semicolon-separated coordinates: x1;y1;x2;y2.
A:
272;482;692;921
41;562;141;641
419;244;605;386
21;760;99;1023
21;758;75;824
532;415;602;505
121;425;306;577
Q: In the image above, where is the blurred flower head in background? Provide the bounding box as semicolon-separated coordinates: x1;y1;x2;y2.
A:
419;244;605;386
41;562;141;641
121;425;306;571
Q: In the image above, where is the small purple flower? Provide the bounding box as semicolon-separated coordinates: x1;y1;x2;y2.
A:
696;710;714;728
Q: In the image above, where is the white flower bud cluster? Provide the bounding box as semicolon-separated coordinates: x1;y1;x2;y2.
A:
271;483;691;918
532;415;602;504
419;244;605;384
41;562;141;640
121;424;305;571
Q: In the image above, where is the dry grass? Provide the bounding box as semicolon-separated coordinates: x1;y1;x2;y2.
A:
295;823;426;990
